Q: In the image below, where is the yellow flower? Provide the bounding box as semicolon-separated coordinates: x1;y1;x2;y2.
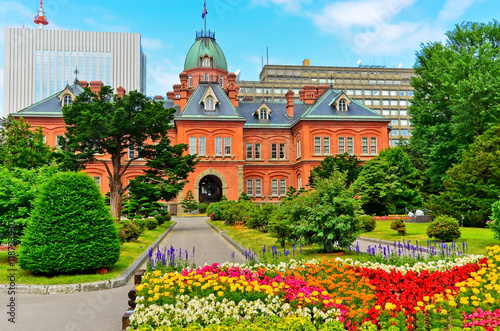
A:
423;296;430;302
460;297;469;305
179;289;185;293
385;302;396;310
136;285;144;291
472;301;479;306
415;307;421;311
217;291;224;297
441;309;448;315
335;299;343;305
153;270;162;277
417;301;424;307
375;305;381;310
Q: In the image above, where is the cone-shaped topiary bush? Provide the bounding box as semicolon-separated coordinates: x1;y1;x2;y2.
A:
19;172;120;274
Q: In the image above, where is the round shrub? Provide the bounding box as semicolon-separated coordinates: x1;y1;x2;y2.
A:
391;218;406;236
198;203;208;213
358;215;377;232
427;215;461;242
133;218;147;233
154;214;165;226
164;212;172;222
19;172;120;274
117;221;141;243
146;218;158;230
488;200;500;240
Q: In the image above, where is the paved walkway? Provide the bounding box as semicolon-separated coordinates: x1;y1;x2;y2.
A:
0;216;245;331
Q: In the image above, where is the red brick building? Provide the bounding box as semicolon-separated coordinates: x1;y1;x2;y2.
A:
14;30;391;212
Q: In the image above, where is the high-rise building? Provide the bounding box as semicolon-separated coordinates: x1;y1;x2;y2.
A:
3;23;146;116
237;62;415;146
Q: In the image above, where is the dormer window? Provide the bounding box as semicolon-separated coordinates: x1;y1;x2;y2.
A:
63;95;72;106
205;96;215;111
189;75;193;87
338;100;347;111
202;56;211;67
259;108;269;120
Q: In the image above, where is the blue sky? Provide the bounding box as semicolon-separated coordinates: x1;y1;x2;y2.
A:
0;0;497;110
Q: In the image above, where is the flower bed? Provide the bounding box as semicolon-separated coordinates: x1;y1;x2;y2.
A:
128;246;500;330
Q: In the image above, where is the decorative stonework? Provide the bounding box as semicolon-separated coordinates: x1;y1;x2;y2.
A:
193;168;228;201
237;166;244;195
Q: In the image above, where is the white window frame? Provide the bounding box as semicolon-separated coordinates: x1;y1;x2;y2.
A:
215;137;222;155
362;137;368;155
279;179;286;196
205;96;215;111
255;179;262;196
246;179;253;196
224;137;231;155
199;137;206;156
314;137;321;154
189;137;197;155
255;143;261;159
323;137;330;155
347;137;354;155
271;143;277;159
371;138;377;155
338;137;345;154
271;179;278;196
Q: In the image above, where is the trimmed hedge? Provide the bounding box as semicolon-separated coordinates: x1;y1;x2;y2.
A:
427;215;461;242
358;215;377;232
19;172;120;274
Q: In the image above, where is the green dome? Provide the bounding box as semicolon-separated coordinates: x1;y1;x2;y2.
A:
184;32;228;72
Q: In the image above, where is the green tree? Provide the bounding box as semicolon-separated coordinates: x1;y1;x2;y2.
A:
410;21;500;192
428;125;500;227
61;86;198;218
309;153;363;187
0;115;55;169
181;190;198;213
19;172;120;274
284;172;362;252
353;147;422;215
0;165;58;244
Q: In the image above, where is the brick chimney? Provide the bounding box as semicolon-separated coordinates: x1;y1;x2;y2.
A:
117;86;126;98
300;85;317;104
226;73;239;108
89;81;103;94
285;90;294;118
166;91;175;100
154;95;165;100
78;80;88;89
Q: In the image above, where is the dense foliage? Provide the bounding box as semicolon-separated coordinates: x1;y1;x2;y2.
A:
0;165;58;244
308;153;363;187
489;200;500;240
353;147;422;216
391;218;407;236
61;86;197;218
282;173;361;252
358;215;376;232
427;216;461;242
0;115;55;169
19;172;120;274
410;20;500;193
428;125;500;227
181;190;198;213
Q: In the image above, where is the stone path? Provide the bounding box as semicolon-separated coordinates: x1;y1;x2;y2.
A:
0;216;245;331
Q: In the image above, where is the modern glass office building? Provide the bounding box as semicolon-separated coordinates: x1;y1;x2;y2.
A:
3;28;146;116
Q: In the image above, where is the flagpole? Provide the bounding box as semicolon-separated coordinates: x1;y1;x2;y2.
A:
204;0;207;36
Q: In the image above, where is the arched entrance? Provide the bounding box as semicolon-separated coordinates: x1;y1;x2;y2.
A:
198;175;223;204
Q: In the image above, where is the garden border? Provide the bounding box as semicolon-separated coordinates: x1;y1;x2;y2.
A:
0;221;177;295
205;220;260;263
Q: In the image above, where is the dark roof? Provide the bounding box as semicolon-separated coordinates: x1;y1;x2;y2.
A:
302;89;388;120
238;102;309;128
176;84;245;120
15;84;85;116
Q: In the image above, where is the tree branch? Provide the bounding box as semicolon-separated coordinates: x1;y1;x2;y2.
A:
119;156;141;178
95;158;113;179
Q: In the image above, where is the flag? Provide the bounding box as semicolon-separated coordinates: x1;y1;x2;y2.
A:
202;0;208;19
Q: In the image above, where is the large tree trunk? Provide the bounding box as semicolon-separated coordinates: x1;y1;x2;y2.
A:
110;188;122;220
109;156;123;220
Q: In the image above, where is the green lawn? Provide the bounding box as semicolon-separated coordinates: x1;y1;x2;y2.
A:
210;220;500;262
210;221;365;262
0;221;174;285
361;221;499;255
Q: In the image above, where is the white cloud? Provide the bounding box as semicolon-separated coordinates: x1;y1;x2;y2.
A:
250;0;312;12
438;0;484;22
147;58;183;97
310;0;417;31
142;37;163;51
